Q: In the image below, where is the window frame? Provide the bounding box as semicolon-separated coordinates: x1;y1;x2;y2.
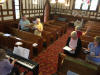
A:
73;0;99;12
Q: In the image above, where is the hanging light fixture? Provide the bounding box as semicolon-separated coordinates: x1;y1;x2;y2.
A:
50;0;56;3
32;0;37;4
58;0;65;3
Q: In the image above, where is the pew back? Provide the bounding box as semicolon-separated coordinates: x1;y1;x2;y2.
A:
55;53;100;75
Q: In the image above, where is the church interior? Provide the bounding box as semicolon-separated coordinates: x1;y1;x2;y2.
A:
0;0;100;75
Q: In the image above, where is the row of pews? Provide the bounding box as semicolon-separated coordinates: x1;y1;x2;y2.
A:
52;20;100;75
53;53;100;75
0;19;67;59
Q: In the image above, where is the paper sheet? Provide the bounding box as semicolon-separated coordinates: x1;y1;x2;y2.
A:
33;43;38;47
13;46;30;59
63;46;72;51
3;33;11;37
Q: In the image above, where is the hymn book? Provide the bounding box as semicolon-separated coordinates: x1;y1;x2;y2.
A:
63;46;72;51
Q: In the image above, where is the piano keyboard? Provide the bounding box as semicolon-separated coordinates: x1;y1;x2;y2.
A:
6;55;35;69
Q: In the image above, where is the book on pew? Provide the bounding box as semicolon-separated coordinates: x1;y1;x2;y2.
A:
3;33;11;37
63;46;72;51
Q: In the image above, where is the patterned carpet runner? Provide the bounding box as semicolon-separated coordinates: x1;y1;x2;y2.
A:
25;27;74;75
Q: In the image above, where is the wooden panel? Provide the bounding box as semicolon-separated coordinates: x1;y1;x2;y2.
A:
50;0;100;20
0;0;46;22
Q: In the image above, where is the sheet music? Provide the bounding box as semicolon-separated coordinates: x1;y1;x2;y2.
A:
13;46;30;59
23;48;30;59
63;46;72;51
13;47;20;55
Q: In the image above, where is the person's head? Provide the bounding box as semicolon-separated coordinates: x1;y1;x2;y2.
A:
22;14;27;20
71;31;78;40
75;26;81;31
94;36;100;46
36;18;41;24
0;49;6;61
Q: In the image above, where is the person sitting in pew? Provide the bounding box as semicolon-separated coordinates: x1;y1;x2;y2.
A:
19;15;30;31
75;25;91;38
0;49;20;75
33;18;43;37
86;36;100;65
75;26;87;38
74;19;83;28
75;26;82;38
64;31;82;57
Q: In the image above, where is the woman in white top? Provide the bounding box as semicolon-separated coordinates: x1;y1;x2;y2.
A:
64;31;82;57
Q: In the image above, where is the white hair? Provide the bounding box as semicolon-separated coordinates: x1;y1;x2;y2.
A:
75;26;81;31
71;31;77;38
36;18;41;22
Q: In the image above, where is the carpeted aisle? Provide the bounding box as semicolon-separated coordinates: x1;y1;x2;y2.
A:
25;27;74;75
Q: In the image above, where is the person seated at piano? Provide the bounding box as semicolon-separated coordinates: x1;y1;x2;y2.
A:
64;31;82;57
86;36;100;65
19;14;30;31
33;18;43;37
0;49;20;75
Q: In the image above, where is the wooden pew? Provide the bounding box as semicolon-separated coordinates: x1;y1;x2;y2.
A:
44;23;64;36
4;27;43;54
3;20;66;47
81;36;94;43
53;53;100;75
81;40;89;48
4;22;57;46
4;22;52;47
30;28;52;47
49;21;67;33
43;26;57;41
42;31;51;46
0;32;34;59
87;32;100;37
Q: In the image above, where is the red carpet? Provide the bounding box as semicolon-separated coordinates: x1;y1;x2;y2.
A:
24;27;74;75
